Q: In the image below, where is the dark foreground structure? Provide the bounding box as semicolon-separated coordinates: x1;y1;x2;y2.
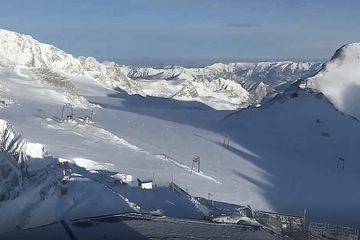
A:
0;213;287;240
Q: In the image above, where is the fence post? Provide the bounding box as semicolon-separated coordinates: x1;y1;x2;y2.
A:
190;157;200;175
337;158;345;170
208;193;213;206
60;103;73;122
223;135;230;149
303;209;306;231
152;174;155;188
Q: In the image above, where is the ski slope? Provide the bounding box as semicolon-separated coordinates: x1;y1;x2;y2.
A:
0;68;271;233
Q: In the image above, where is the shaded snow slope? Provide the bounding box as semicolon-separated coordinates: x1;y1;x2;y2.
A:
218;88;360;228
303;42;360;119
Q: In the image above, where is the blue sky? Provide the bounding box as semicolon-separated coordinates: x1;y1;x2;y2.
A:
1;0;359;66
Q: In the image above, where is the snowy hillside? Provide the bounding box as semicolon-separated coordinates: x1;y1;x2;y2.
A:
220;93;360;229
0;29;145;97
302;42;360;120
0;29;322;110
0;68;271;234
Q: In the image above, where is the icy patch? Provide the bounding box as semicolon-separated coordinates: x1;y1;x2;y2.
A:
25;143;44;159
73;157;108;171
69;173;83;178
150;209;164;216
0;83;8;92
93;179;141;212
110;173;132;184
0;98;13;109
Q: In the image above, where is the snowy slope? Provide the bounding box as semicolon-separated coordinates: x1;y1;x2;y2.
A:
0;68;261;233
302;42;360;120
0;29;144;97
218;86;360;229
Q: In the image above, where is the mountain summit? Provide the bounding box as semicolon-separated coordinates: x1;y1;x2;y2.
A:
302;42;360;119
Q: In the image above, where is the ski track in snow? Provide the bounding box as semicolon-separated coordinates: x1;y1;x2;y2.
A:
44;117;222;184
63;173;141;214
158;154;221;184
91;178;141;213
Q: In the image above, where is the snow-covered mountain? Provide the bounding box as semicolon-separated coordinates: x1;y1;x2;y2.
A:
0;29;144;98
301;42;360;120
127;61;321;90
215;42;360;229
127;61;322;107
0;29;322;110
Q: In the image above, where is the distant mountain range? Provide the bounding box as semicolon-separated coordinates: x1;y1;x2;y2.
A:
0;29;322;110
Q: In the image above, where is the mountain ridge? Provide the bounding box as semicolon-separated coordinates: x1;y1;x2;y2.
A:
0;29;322;110
300;42;360;119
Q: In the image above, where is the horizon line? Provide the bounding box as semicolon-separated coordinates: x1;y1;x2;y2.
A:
92;57;327;68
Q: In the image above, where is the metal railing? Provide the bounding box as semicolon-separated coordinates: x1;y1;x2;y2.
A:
308;222;359;240
254;210;306;239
